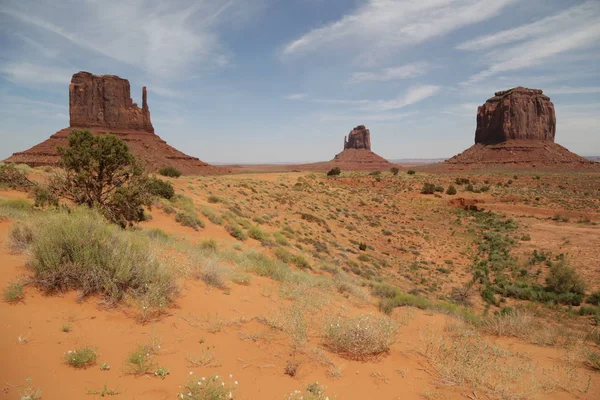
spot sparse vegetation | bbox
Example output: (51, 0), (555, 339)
(10, 208), (175, 306)
(327, 167), (341, 176)
(64, 346), (97, 368)
(179, 375), (237, 400)
(324, 313), (397, 359)
(3, 280), (25, 303)
(159, 166), (182, 178)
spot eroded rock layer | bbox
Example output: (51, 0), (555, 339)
(344, 125), (372, 150)
(475, 87), (555, 144)
(4, 71), (227, 175)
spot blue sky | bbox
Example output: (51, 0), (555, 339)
(1, 0), (599, 163)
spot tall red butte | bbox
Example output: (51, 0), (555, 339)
(4, 71), (227, 175)
(446, 87), (592, 167)
(332, 125), (392, 168)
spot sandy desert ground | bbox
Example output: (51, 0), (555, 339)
(1, 165), (599, 400)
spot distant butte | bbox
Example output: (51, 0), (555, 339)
(446, 87), (592, 167)
(4, 71), (228, 175)
(332, 125), (392, 168)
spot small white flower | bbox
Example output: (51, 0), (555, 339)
(189, 371), (194, 375)
(234, 381), (238, 385)
(229, 374), (233, 378)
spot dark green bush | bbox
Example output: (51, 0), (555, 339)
(434, 185), (444, 193)
(390, 167), (399, 176)
(545, 260), (586, 296)
(446, 185), (457, 195)
(175, 212), (204, 230)
(327, 167), (341, 176)
(407, 170), (416, 175)
(226, 224), (247, 241)
(358, 242), (367, 251)
(158, 166), (181, 178)
(50, 130), (152, 227)
(147, 177), (175, 199)
(421, 183), (436, 194)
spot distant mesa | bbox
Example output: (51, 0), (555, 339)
(333, 125), (392, 168)
(446, 87), (592, 166)
(4, 71), (227, 175)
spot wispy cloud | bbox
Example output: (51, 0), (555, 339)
(285, 93), (308, 100)
(460, 1), (600, 83)
(0, 0), (262, 77)
(0, 62), (73, 84)
(297, 85), (441, 111)
(547, 86), (600, 95)
(318, 111), (417, 122)
(282, 0), (517, 60)
(350, 62), (430, 83)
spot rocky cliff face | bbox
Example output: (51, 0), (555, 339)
(475, 87), (555, 144)
(69, 71), (154, 133)
(344, 125), (371, 150)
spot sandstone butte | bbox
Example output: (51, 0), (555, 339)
(332, 125), (392, 168)
(4, 71), (228, 175)
(446, 87), (592, 167)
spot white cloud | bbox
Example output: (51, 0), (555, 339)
(318, 111), (417, 122)
(461, 2), (600, 83)
(547, 86), (600, 95)
(350, 62), (430, 83)
(303, 85), (440, 111)
(285, 93), (308, 100)
(0, 0), (261, 77)
(0, 62), (73, 84)
(282, 0), (517, 60)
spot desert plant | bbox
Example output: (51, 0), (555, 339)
(421, 183), (436, 194)
(407, 170), (416, 175)
(207, 195), (225, 203)
(11, 208), (175, 306)
(64, 346), (97, 368)
(0, 164), (35, 189)
(546, 259), (586, 295)
(324, 313), (397, 359)
(390, 167), (400, 176)
(226, 224), (247, 241)
(50, 130), (152, 227)
(19, 377), (42, 400)
(287, 383), (331, 400)
(327, 167), (341, 176)
(446, 185), (457, 195)
(179, 375), (237, 400)
(3, 280), (25, 303)
(248, 225), (270, 243)
(126, 344), (156, 375)
(32, 184), (59, 208)
(147, 177), (175, 199)
(159, 166), (181, 178)
(358, 242), (367, 251)
(176, 212), (204, 230)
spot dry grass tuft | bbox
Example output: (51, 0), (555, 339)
(324, 313), (397, 359)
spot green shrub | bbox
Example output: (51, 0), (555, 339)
(455, 177), (470, 185)
(64, 347), (97, 368)
(226, 224), (247, 241)
(158, 166), (181, 178)
(587, 291), (600, 306)
(32, 185), (59, 208)
(199, 238), (218, 251)
(248, 225), (270, 243)
(390, 167), (400, 176)
(446, 185), (457, 195)
(421, 183), (436, 194)
(545, 260), (585, 295)
(324, 313), (397, 359)
(126, 344), (156, 375)
(201, 206), (224, 225)
(0, 164), (34, 189)
(407, 170), (416, 175)
(147, 177), (175, 199)
(51, 130), (152, 227)
(327, 167), (341, 176)
(3, 281), (25, 303)
(207, 195), (225, 204)
(11, 208), (175, 305)
(175, 212), (204, 230)
(179, 375), (237, 400)
(434, 185), (444, 193)
(358, 242), (367, 251)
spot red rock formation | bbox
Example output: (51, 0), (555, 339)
(5, 71), (228, 175)
(475, 87), (555, 144)
(344, 125), (372, 150)
(332, 125), (391, 170)
(446, 87), (592, 168)
(69, 72), (154, 133)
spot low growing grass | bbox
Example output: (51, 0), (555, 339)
(179, 375), (237, 400)
(3, 280), (25, 303)
(286, 383), (331, 400)
(324, 313), (397, 359)
(176, 212), (205, 230)
(10, 208), (176, 307)
(64, 346), (97, 368)
(125, 344), (156, 375)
